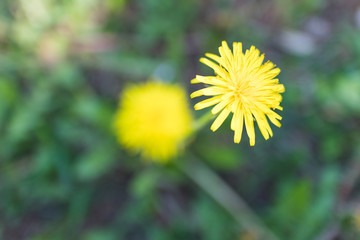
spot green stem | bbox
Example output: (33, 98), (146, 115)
(193, 110), (214, 132)
(176, 155), (281, 240)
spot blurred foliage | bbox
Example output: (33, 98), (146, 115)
(1, 0), (360, 239)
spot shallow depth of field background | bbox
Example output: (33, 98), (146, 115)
(1, 0), (360, 239)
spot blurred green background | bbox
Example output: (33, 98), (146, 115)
(1, 0), (360, 239)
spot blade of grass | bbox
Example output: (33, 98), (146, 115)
(176, 155), (281, 240)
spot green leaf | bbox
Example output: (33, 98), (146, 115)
(292, 166), (339, 240)
(130, 168), (160, 198)
(75, 144), (117, 181)
(193, 194), (237, 240)
(194, 138), (243, 170)
(81, 229), (117, 240)
(268, 179), (312, 235)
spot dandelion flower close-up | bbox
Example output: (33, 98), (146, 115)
(191, 41), (285, 146)
(113, 81), (193, 162)
(2, 1), (360, 239)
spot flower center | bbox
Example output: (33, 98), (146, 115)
(231, 82), (244, 100)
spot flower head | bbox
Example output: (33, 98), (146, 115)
(114, 81), (193, 162)
(191, 41), (284, 146)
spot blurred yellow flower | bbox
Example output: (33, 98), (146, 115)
(191, 41), (284, 146)
(354, 208), (360, 230)
(239, 231), (257, 240)
(114, 81), (193, 162)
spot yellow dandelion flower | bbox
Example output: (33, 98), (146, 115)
(113, 81), (193, 162)
(191, 41), (285, 146)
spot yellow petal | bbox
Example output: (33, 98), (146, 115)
(211, 94), (232, 114)
(191, 78), (201, 83)
(231, 104), (244, 143)
(252, 110), (272, 140)
(200, 58), (230, 81)
(260, 68), (281, 80)
(233, 42), (244, 70)
(195, 75), (229, 87)
(194, 95), (223, 110)
(244, 111), (255, 146)
(267, 110), (282, 127)
(230, 100), (240, 130)
(244, 46), (256, 62)
(218, 41), (234, 70)
(205, 53), (222, 65)
(221, 41), (234, 62)
(234, 127), (242, 143)
(233, 42), (243, 59)
(275, 84), (285, 93)
(190, 86), (226, 98)
(210, 108), (231, 132)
